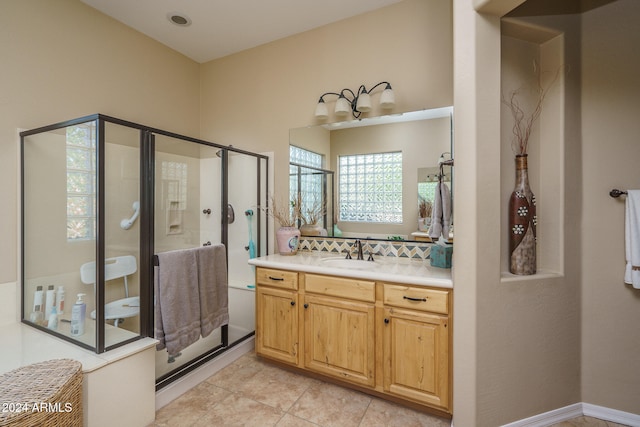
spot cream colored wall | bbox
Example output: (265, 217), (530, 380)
(581, 0), (640, 413)
(455, 0), (640, 425)
(199, 0), (453, 205)
(0, 0), (200, 291)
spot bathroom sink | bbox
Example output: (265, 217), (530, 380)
(321, 257), (375, 270)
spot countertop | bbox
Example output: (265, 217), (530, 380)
(248, 251), (452, 289)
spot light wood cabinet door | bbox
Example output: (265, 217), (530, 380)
(255, 286), (299, 365)
(383, 307), (450, 411)
(304, 294), (375, 387)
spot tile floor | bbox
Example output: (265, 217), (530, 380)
(150, 352), (628, 427)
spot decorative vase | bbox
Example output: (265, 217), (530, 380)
(276, 226), (300, 255)
(299, 223), (324, 237)
(508, 154), (537, 275)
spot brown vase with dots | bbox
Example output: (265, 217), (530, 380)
(508, 154), (537, 275)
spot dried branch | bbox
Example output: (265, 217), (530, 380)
(502, 63), (562, 156)
(260, 194), (301, 227)
(300, 196), (326, 225)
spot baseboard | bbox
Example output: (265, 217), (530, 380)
(155, 336), (255, 410)
(583, 403), (640, 427)
(500, 402), (640, 427)
(500, 403), (583, 427)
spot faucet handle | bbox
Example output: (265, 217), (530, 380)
(367, 252), (375, 262)
(344, 250), (352, 260)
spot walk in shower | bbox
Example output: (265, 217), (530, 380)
(20, 114), (268, 388)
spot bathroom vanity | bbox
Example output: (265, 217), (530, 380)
(249, 252), (453, 417)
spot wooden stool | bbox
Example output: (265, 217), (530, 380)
(0, 359), (82, 427)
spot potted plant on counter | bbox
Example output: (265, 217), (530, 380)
(262, 195), (301, 255)
(299, 198), (326, 237)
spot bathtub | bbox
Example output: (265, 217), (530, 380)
(227, 279), (255, 343)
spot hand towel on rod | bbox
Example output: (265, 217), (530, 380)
(198, 244), (229, 338)
(428, 181), (452, 241)
(154, 248), (201, 355)
(624, 190), (640, 289)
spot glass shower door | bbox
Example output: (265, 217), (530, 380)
(153, 134), (225, 383)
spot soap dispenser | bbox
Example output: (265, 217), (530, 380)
(70, 293), (86, 337)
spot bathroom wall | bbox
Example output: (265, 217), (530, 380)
(454, 0), (640, 425)
(0, 0), (200, 321)
(198, 0), (453, 204)
(580, 0), (640, 413)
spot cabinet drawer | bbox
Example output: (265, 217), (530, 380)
(256, 268), (298, 290)
(383, 284), (449, 314)
(305, 274), (375, 303)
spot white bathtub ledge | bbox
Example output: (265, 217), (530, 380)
(0, 322), (157, 375)
(0, 322), (158, 427)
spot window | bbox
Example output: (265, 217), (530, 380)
(290, 145), (322, 169)
(418, 181), (439, 206)
(161, 161), (188, 210)
(290, 146), (325, 221)
(339, 151), (402, 223)
(66, 123), (96, 240)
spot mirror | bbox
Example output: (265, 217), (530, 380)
(290, 106), (453, 242)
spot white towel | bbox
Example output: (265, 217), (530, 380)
(624, 190), (640, 289)
(441, 182), (452, 239)
(428, 181), (452, 241)
(428, 182), (443, 239)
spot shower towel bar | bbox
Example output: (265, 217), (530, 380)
(610, 189), (628, 198)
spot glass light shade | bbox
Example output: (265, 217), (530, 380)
(334, 96), (351, 116)
(379, 88), (395, 109)
(314, 101), (329, 119)
(356, 92), (372, 112)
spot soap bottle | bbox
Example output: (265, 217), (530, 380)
(47, 307), (58, 330)
(56, 286), (65, 315)
(30, 286), (44, 325)
(70, 293), (86, 337)
(44, 285), (55, 321)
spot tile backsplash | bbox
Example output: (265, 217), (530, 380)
(298, 237), (435, 261)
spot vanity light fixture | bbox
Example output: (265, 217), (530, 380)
(314, 81), (395, 119)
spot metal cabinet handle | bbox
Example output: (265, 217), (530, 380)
(304, 303), (309, 309)
(268, 276), (284, 281)
(384, 318), (390, 324)
(290, 301), (296, 306)
(203, 208), (211, 215)
(403, 295), (427, 302)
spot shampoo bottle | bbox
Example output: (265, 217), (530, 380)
(56, 286), (65, 315)
(30, 286), (44, 325)
(70, 293), (86, 337)
(47, 307), (58, 330)
(44, 285), (55, 321)
(32, 285), (44, 313)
